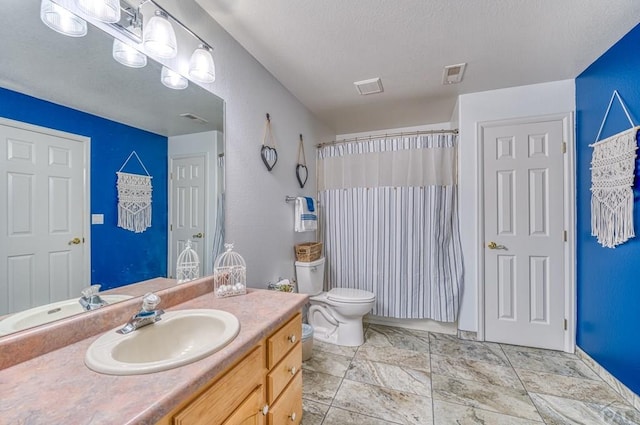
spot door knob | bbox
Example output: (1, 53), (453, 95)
(487, 241), (506, 250)
(68, 237), (81, 245)
(192, 232), (203, 238)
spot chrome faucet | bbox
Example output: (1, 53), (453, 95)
(79, 284), (108, 311)
(117, 293), (164, 334)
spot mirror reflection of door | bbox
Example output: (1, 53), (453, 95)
(0, 119), (89, 315)
(169, 155), (206, 278)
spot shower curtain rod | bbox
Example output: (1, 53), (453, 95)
(316, 129), (459, 148)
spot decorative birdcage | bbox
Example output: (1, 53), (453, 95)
(176, 240), (200, 284)
(213, 243), (247, 298)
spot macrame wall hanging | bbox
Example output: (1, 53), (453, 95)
(116, 151), (153, 233)
(296, 134), (308, 188)
(590, 90), (639, 248)
(260, 113), (278, 171)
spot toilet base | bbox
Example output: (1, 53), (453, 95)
(311, 320), (365, 347)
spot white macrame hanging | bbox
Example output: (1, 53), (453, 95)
(116, 151), (153, 233)
(589, 91), (639, 248)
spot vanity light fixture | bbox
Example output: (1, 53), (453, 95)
(75, 0), (121, 24)
(161, 66), (188, 90)
(143, 10), (177, 59)
(189, 44), (216, 84)
(40, 0), (87, 37)
(112, 38), (147, 68)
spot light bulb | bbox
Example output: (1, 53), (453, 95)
(143, 10), (177, 59)
(40, 0), (87, 37)
(189, 45), (216, 83)
(112, 39), (147, 68)
(161, 66), (188, 90)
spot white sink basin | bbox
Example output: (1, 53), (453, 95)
(0, 294), (132, 336)
(85, 309), (240, 375)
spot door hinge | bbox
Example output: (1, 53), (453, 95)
(564, 230), (567, 242)
(170, 224), (173, 231)
(562, 142), (567, 154)
(564, 319), (568, 330)
(170, 172), (173, 180)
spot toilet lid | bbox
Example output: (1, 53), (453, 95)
(327, 288), (375, 303)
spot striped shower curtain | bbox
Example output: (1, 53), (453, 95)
(317, 133), (463, 321)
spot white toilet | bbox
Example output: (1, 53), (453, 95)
(295, 257), (375, 346)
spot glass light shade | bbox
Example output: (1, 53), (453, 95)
(76, 0), (121, 23)
(161, 66), (188, 90)
(112, 39), (147, 68)
(189, 45), (216, 83)
(40, 0), (87, 37)
(143, 11), (177, 59)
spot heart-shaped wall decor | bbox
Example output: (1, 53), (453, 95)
(296, 164), (308, 188)
(261, 146), (278, 171)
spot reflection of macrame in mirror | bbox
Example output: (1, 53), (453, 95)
(590, 90), (639, 248)
(116, 151), (153, 233)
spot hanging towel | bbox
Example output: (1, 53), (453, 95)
(295, 196), (317, 232)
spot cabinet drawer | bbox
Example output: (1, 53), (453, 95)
(267, 372), (302, 425)
(173, 345), (266, 425)
(267, 342), (301, 404)
(267, 314), (301, 369)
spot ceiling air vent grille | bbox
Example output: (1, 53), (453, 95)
(179, 113), (209, 124)
(442, 63), (467, 85)
(354, 77), (384, 95)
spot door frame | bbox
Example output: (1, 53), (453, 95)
(476, 113), (576, 352)
(0, 116), (91, 291)
(168, 152), (209, 278)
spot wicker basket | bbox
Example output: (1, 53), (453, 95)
(295, 242), (323, 262)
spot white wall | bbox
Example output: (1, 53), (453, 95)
(457, 79), (575, 332)
(157, 1), (335, 286)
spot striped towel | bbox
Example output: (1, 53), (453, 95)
(295, 197), (317, 232)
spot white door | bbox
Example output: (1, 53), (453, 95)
(170, 155), (206, 278)
(482, 118), (566, 350)
(0, 122), (87, 315)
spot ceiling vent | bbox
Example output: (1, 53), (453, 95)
(442, 63), (467, 85)
(354, 77), (384, 95)
(180, 113), (209, 124)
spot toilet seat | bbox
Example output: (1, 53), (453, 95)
(326, 288), (375, 304)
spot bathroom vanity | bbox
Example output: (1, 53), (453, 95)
(0, 277), (307, 425)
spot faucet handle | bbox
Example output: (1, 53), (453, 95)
(81, 284), (101, 298)
(141, 292), (161, 311)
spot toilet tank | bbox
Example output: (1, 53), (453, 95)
(295, 257), (325, 296)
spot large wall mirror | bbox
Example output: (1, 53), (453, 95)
(0, 0), (225, 335)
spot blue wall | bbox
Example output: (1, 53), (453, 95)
(576, 24), (640, 395)
(0, 87), (168, 290)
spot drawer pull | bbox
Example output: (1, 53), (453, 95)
(262, 404), (269, 415)
(289, 412), (297, 421)
(288, 334), (296, 344)
(289, 366), (297, 375)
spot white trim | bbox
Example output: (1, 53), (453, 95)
(168, 152), (210, 277)
(364, 315), (457, 335)
(0, 117), (91, 288)
(476, 113), (576, 353)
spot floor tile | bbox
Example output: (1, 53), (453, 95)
(430, 354), (524, 390)
(322, 406), (401, 425)
(501, 343), (576, 359)
(356, 343), (430, 372)
(429, 333), (509, 366)
(516, 368), (625, 405)
(301, 369), (342, 405)
(333, 379), (433, 425)
(303, 349), (352, 377)
(345, 358), (432, 397)
(431, 373), (542, 421)
(312, 339), (359, 358)
(530, 392), (640, 425)
(433, 399), (544, 424)
(365, 324), (431, 352)
(504, 348), (599, 380)
(301, 399), (329, 425)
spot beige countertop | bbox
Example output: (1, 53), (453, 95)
(0, 288), (308, 425)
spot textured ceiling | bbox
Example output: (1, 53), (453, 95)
(196, 0), (640, 133)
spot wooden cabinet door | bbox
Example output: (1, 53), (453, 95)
(222, 385), (265, 425)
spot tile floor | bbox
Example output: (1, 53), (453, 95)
(300, 324), (640, 425)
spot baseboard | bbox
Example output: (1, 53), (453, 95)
(576, 347), (640, 412)
(456, 330), (478, 341)
(364, 315), (457, 335)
